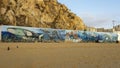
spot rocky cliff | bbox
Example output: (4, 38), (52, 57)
(0, 0), (86, 30)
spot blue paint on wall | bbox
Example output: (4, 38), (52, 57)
(1, 25), (118, 43)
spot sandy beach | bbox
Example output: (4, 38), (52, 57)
(0, 43), (120, 68)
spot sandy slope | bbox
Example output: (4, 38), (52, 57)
(0, 43), (120, 68)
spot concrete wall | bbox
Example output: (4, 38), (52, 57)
(114, 31), (120, 42)
(0, 25), (118, 43)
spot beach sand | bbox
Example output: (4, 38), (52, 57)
(0, 43), (120, 68)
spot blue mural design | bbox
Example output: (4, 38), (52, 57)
(0, 25), (118, 43)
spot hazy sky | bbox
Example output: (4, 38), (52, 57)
(58, 0), (120, 28)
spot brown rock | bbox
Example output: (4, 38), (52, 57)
(0, 0), (86, 30)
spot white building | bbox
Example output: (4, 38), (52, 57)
(114, 25), (120, 31)
(86, 27), (97, 32)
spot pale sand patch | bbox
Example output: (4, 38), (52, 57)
(0, 43), (120, 68)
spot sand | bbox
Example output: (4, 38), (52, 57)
(0, 43), (120, 68)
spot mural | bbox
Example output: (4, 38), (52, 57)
(0, 25), (118, 43)
(38, 29), (66, 42)
(65, 30), (82, 42)
(1, 26), (66, 42)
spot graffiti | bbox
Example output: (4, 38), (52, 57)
(38, 29), (65, 42)
(2, 27), (40, 42)
(65, 30), (82, 42)
(0, 25), (118, 43)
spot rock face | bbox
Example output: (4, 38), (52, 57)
(0, 0), (86, 30)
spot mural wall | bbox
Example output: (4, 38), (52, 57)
(0, 25), (118, 43)
(0, 26), (1, 41)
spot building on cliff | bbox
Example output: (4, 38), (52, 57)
(86, 26), (97, 32)
(114, 25), (120, 31)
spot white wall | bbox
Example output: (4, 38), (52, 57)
(114, 31), (120, 41)
(117, 33), (120, 41)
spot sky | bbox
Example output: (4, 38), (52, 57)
(58, 0), (120, 29)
